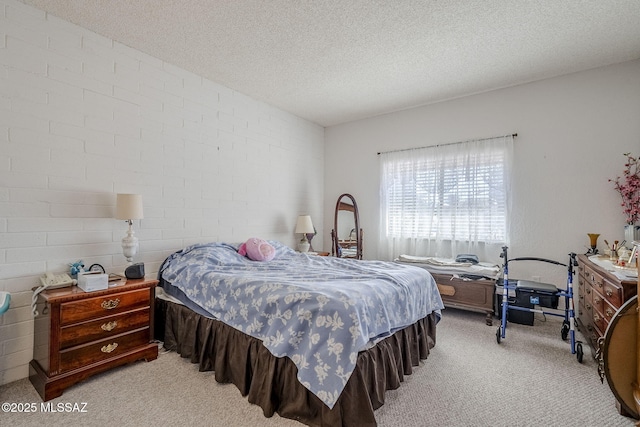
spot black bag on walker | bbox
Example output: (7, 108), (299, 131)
(516, 280), (560, 309)
(495, 279), (559, 326)
(500, 280), (559, 326)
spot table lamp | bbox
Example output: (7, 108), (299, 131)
(295, 215), (314, 253)
(115, 193), (144, 263)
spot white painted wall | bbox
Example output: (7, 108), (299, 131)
(0, 0), (324, 385)
(325, 59), (640, 282)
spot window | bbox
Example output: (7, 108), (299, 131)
(379, 135), (513, 259)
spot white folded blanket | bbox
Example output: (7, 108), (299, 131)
(397, 254), (474, 267)
(395, 255), (501, 279)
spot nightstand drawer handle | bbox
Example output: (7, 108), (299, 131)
(101, 321), (118, 332)
(101, 343), (118, 353)
(605, 308), (614, 318)
(605, 289), (613, 297)
(101, 299), (120, 310)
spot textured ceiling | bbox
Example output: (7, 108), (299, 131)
(19, 0), (640, 126)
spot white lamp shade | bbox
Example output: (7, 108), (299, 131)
(116, 194), (144, 220)
(295, 215), (314, 234)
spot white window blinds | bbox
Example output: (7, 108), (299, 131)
(379, 135), (513, 260)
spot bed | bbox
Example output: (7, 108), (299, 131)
(156, 241), (444, 426)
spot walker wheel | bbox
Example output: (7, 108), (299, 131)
(561, 323), (569, 341)
(576, 342), (583, 363)
(496, 327), (501, 344)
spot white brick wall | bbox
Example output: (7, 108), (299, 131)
(0, 0), (325, 385)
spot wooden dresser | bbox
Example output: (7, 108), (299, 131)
(431, 273), (495, 325)
(576, 254), (636, 357)
(29, 278), (158, 401)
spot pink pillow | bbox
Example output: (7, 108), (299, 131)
(238, 238), (276, 261)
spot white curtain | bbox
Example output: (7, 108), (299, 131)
(378, 135), (513, 261)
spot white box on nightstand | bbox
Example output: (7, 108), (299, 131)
(77, 271), (108, 292)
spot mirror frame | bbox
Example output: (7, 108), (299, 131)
(331, 193), (363, 259)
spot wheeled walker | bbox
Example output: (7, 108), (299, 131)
(495, 246), (584, 363)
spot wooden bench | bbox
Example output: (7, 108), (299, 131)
(432, 273), (496, 325)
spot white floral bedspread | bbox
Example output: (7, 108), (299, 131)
(160, 241), (443, 409)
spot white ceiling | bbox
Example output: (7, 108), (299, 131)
(19, 0), (640, 127)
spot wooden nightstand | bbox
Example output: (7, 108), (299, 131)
(29, 278), (158, 401)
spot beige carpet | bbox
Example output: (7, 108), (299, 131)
(0, 308), (636, 427)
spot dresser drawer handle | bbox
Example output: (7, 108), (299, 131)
(101, 299), (120, 310)
(605, 289), (613, 297)
(586, 288), (591, 294)
(587, 325), (593, 332)
(605, 308), (614, 318)
(593, 296), (600, 304)
(586, 303), (591, 310)
(594, 313), (600, 322)
(101, 343), (118, 353)
(101, 321), (118, 332)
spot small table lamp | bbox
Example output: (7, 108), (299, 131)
(116, 194), (144, 263)
(295, 215), (314, 253)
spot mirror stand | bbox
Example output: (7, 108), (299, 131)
(331, 193), (363, 260)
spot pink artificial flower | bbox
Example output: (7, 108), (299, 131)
(610, 153), (640, 224)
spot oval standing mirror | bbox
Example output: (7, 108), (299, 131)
(331, 193), (363, 259)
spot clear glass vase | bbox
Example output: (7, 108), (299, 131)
(624, 224), (639, 249)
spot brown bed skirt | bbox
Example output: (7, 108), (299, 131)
(156, 299), (438, 427)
